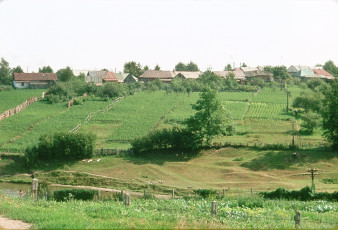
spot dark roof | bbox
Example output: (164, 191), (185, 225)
(139, 70), (174, 79)
(14, 73), (58, 81)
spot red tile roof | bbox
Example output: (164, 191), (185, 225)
(14, 73), (58, 81)
(312, 69), (333, 77)
(102, 71), (118, 82)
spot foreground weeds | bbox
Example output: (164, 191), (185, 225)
(0, 195), (336, 229)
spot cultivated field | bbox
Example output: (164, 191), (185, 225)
(0, 87), (327, 151)
(0, 89), (44, 114)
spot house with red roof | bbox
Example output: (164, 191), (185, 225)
(312, 69), (334, 81)
(85, 71), (118, 85)
(13, 73), (58, 89)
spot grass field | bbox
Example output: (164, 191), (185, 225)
(0, 89), (45, 114)
(0, 195), (336, 229)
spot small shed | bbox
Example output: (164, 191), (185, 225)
(86, 71), (118, 85)
(124, 74), (138, 83)
(173, 71), (201, 80)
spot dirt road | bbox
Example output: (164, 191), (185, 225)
(0, 216), (31, 229)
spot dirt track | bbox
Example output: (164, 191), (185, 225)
(0, 216), (31, 229)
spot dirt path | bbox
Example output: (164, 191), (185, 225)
(0, 216), (31, 229)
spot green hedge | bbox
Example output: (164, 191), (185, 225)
(24, 132), (96, 165)
(193, 189), (217, 198)
(54, 189), (96, 201)
(260, 186), (338, 201)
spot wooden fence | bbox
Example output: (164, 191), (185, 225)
(0, 96), (38, 121)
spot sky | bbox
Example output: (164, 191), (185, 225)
(0, 0), (337, 72)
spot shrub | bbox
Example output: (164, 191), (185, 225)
(260, 186), (337, 201)
(237, 197), (264, 209)
(24, 132), (96, 165)
(193, 189), (217, 198)
(54, 189), (96, 201)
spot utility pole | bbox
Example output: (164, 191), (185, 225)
(308, 169), (318, 191)
(292, 121), (295, 148)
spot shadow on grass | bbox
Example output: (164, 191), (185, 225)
(0, 155), (78, 176)
(124, 149), (201, 166)
(241, 149), (337, 171)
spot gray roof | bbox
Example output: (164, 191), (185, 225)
(173, 71), (201, 79)
(115, 73), (129, 83)
(139, 70), (174, 79)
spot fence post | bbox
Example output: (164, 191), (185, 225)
(120, 190), (124, 201)
(211, 201), (217, 216)
(172, 189), (175, 199)
(223, 189), (226, 198)
(294, 210), (301, 229)
(251, 188), (253, 198)
(125, 194), (130, 206)
(32, 178), (38, 202)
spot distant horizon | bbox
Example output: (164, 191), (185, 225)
(1, 0), (337, 72)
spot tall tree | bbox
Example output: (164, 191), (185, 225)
(0, 58), (11, 85)
(186, 61), (199, 71)
(143, 65), (149, 71)
(11, 66), (24, 80)
(175, 62), (186, 71)
(123, 61), (144, 77)
(224, 64), (232, 71)
(322, 79), (338, 149)
(323, 60), (338, 77)
(185, 86), (235, 146)
(198, 70), (223, 91)
(56, 66), (74, 82)
(39, 66), (54, 73)
(154, 64), (161, 70)
(241, 63), (248, 67)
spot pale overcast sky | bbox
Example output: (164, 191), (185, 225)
(0, 0), (337, 72)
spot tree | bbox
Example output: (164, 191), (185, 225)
(123, 61), (144, 77)
(143, 65), (149, 71)
(322, 79), (338, 149)
(292, 92), (322, 113)
(174, 61), (199, 71)
(186, 61), (199, 71)
(11, 66), (24, 79)
(185, 86), (236, 146)
(323, 60), (338, 77)
(0, 58), (11, 85)
(264, 66), (290, 81)
(154, 64), (161, 70)
(241, 63), (248, 67)
(301, 112), (321, 135)
(56, 66), (74, 82)
(224, 64), (232, 71)
(39, 66), (54, 73)
(175, 62), (186, 71)
(198, 70), (223, 91)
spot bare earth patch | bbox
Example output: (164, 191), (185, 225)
(0, 216), (31, 230)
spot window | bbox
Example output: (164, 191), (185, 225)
(21, 83), (24, 86)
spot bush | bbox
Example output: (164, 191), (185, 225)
(131, 127), (201, 155)
(54, 189), (96, 201)
(260, 186), (337, 201)
(237, 197), (264, 209)
(193, 189), (217, 198)
(24, 132), (96, 165)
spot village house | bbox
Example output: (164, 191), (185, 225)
(13, 73), (58, 89)
(241, 66), (274, 82)
(85, 71), (118, 85)
(173, 71), (202, 80)
(312, 69), (335, 81)
(138, 70), (175, 83)
(287, 65), (311, 76)
(293, 69), (317, 81)
(214, 69), (246, 83)
(123, 74), (138, 83)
